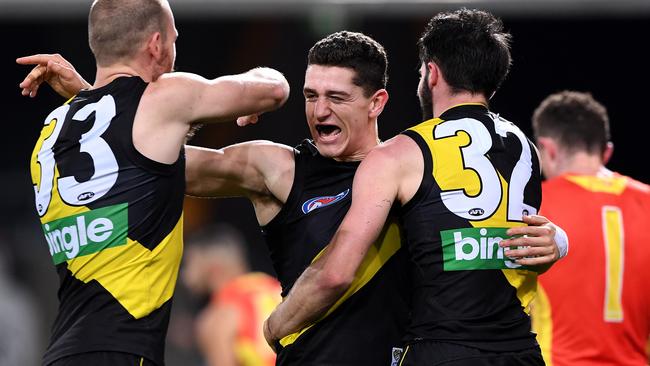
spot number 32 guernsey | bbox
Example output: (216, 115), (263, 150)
(29, 77), (185, 365)
(400, 104), (542, 352)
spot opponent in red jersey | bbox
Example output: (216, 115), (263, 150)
(531, 91), (650, 366)
(183, 227), (281, 366)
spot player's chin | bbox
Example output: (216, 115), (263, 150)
(314, 141), (345, 159)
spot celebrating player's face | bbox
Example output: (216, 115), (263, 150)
(303, 65), (378, 161)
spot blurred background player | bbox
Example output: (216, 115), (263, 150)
(183, 225), (281, 366)
(530, 90), (650, 365)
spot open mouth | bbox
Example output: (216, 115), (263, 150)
(315, 124), (342, 139)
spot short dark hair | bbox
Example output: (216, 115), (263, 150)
(89, 0), (168, 66)
(418, 8), (512, 98)
(308, 31), (388, 97)
(532, 91), (610, 155)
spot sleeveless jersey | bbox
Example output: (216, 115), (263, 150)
(262, 140), (411, 365)
(29, 77), (185, 365)
(215, 273), (282, 366)
(400, 104), (542, 351)
(531, 173), (650, 366)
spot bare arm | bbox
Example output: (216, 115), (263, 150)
(195, 304), (239, 366)
(17, 53), (290, 127)
(264, 143), (403, 345)
(185, 141), (294, 199)
(145, 69), (289, 127)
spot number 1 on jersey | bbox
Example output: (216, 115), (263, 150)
(602, 206), (624, 322)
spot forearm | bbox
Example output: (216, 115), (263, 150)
(266, 261), (350, 342)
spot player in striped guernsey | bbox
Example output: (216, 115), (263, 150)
(20, 0), (289, 365)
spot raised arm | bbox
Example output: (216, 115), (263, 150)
(150, 68), (289, 126)
(17, 53), (290, 126)
(264, 141), (405, 347)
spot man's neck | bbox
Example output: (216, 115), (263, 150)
(433, 92), (488, 118)
(553, 152), (605, 178)
(93, 63), (150, 89)
(332, 137), (381, 162)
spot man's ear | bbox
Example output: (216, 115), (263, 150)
(369, 89), (389, 119)
(536, 137), (557, 161)
(146, 32), (164, 62)
(426, 61), (439, 90)
(602, 141), (614, 165)
(536, 136), (559, 178)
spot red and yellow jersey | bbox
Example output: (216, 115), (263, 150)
(532, 172), (650, 366)
(216, 273), (282, 366)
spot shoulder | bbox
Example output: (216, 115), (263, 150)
(143, 72), (203, 100)
(622, 174), (650, 195)
(246, 140), (295, 172)
(371, 134), (422, 163)
(360, 135), (422, 181)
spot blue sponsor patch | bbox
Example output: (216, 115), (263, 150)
(301, 189), (350, 214)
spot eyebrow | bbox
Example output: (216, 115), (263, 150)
(303, 87), (351, 98)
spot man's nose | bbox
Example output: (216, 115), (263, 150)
(314, 98), (331, 121)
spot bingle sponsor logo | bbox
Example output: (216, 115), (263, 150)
(42, 203), (128, 264)
(441, 227), (532, 271)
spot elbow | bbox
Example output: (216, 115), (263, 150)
(318, 268), (354, 295)
(184, 177), (201, 196)
(270, 79), (290, 109)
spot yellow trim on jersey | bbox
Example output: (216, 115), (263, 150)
(279, 222), (402, 347)
(531, 284), (553, 366)
(398, 345), (410, 366)
(66, 215), (183, 319)
(31, 99), (184, 320)
(565, 175), (627, 195)
(408, 116), (537, 307)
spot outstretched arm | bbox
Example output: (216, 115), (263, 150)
(185, 142), (294, 199)
(17, 54), (90, 98)
(148, 68), (289, 127)
(17, 53), (290, 127)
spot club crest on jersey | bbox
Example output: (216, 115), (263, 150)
(302, 189), (349, 214)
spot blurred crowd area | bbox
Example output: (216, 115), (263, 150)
(1, 3), (649, 365)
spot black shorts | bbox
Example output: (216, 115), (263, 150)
(399, 341), (545, 366)
(47, 351), (156, 366)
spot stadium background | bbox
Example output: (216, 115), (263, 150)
(0, 0), (648, 364)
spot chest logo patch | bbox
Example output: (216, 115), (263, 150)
(302, 189), (349, 214)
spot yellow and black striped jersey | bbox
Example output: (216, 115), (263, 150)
(30, 77), (185, 365)
(400, 104), (542, 351)
(262, 140), (410, 365)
